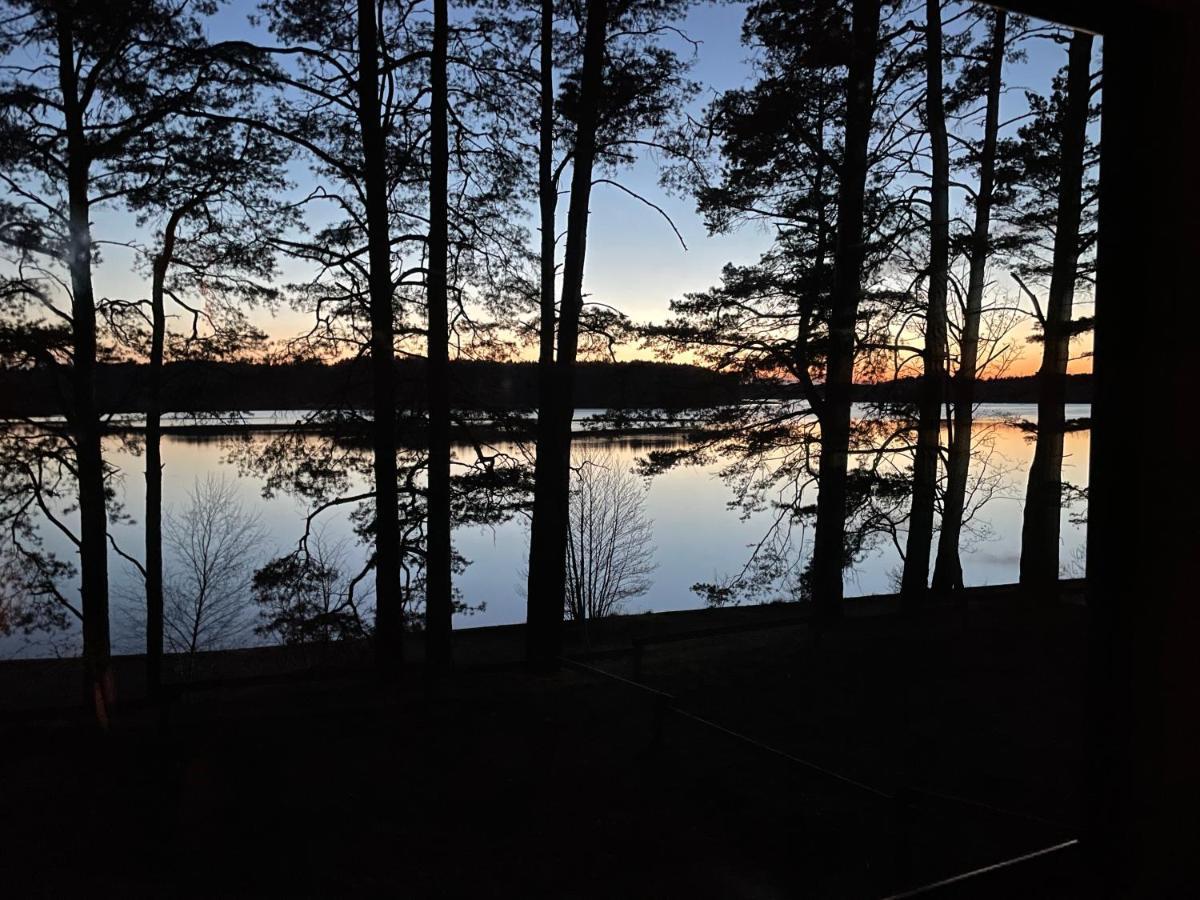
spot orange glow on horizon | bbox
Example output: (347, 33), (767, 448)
(239, 327), (1091, 381)
(606, 344), (1092, 380)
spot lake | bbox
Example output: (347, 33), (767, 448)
(0, 404), (1091, 658)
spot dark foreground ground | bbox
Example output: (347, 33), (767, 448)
(0, 587), (1087, 898)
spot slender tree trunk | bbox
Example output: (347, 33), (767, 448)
(55, 10), (112, 719)
(526, 0), (557, 650)
(901, 0), (950, 605)
(932, 9), (1006, 594)
(145, 218), (180, 701)
(526, 0), (608, 667)
(357, 0), (404, 667)
(143, 203), (198, 697)
(1019, 30), (1093, 594)
(424, 0), (453, 668)
(537, 0), (557, 369)
(145, 297), (163, 697)
(809, 0), (880, 623)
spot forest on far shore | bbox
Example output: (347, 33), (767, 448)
(0, 360), (1091, 416)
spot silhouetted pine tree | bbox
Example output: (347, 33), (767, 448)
(1002, 29), (1098, 594)
(931, 7), (1008, 594)
(899, 0), (950, 605)
(647, 0), (909, 617)
(214, 0), (527, 660)
(525, 0), (697, 666)
(425, 0), (452, 668)
(806, 0), (882, 620)
(123, 120), (289, 699)
(526, 0), (609, 667)
(0, 0), (247, 718)
(211, 0), (441, 669)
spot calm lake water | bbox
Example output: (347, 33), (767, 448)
(1, 404), (1090, 658)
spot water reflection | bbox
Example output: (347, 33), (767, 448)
(0, 405), (1090, 658)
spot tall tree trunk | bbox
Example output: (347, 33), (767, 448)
(144, 215), (181, 701)
(145, 279), (164, 698)
(357, 0), (404, 667)
(932, 9), (1006, 594)
(1019, 30), (1093, 594)
(526, 0), (608, 667)
(900, 0), (951, 605)
(537, 0), (557, 369)
(144, 203), (197, 697)
(424, 0), (453, 668)
(809, 0), (880, 623)
(56, 10), (112, 719)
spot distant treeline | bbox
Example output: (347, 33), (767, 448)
(0, 359), (742, 416)
(850, 373), (1093, 405)
(0, 361), (1091, 417)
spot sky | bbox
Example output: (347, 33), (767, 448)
(73, 1), (1099, 378)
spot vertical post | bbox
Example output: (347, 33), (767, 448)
(1088, 2), (1200, 893)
